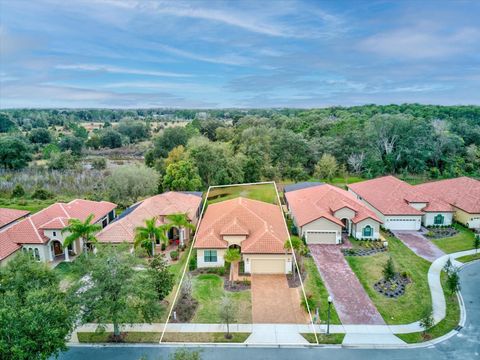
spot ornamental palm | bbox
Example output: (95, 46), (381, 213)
(134, 217), (167, 257)
(62, 213), (102, 255)
(165, 213), (196, 246)
(224, 248), (241, 283)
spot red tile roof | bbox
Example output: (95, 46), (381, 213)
(416, 177), (480, 214)
(0, 208), (30, 228)
(97, 192), (202, 243)
(0, 199), (116, 260)
(348, 176), (452, 215)
(194, 197), (289, 254)
(285, 184), (382, 227)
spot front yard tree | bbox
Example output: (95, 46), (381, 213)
(446, 268), (461, 295)
(382, 256), (396, 281)
(165, 213), (196, 246)
(0, 254), (77, 360)
(224, 248), (241, 283)
(474, 235), (480, 254)
(419, 308), (434, 338)
(219, 295), (235, 339)
(149, 254), (174, 301)
(62, 213), (102, 255)
(134, 217), (167, 256)
(79, 244), (160, 340)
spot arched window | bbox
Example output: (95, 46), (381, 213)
(434, 214), (444, 225)
(363, 225), (373, 237)
(34, 248), (40, 261)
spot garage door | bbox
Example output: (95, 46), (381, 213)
(386, 218), (420, 230)
(306, 231), (337, 244)
(468, 217), (480, 229)
(251, 259), (285, 274)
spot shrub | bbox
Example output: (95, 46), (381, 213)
(11, 184), (25, 198)
(189, 253), (197, 271)
(382, 257), (395, 281)
(161, 243), (166, 251)
(91, 158), (107, 170)
(301, 294), (315, 312)
(170, 250), (179, 261)
(32, 187), (53, 200)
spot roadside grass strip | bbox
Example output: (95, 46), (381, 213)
(456, 253), (480, 263)
(432, 224), (476, 253)
(162, 332), (250, 343)
(301, 333), (345, 344)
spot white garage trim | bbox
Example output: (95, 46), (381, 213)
(305, 230), (340, 244)
(384, 216), (422, 231)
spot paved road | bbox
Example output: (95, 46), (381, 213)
(57, 261), (480, 360)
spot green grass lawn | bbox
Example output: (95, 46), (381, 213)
(207, 183), (278, 205)
(457, 252), (480, 263)
(346, 233), (431, 324)
(303, 257), (341, 324)
(301, 333), (345, 344)
(0, 197), (70, 213)
(162, 332), (250, 343)
(77, 332), (161, 343)
(396, 272), (460, 343)
(54, 261), (86, 284)
(431, 224), (476, 253)
(191, 274), (252, 323)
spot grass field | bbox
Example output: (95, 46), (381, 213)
(303, 257), (341, 324)
(396, 272), (460, 343)
(0, 197), (69, 213)
(191, 274), (252, 323)
(346, 234), (431, 324)
(77, 332), (161, 343)
(301, 333), (345, 344)
(207, 183), (278, 205)
(457, 252), (480, 263)
(432, 224), (476, 253)
(162, 332), (250, 343)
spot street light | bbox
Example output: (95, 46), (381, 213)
(327, 295), (333, 335)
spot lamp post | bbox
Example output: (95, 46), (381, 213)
(327, 295), (333, 335)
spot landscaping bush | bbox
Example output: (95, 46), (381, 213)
(382, 257), (396, 281)
(91, 158), (107, 170)
(301, 294), (315, 312)
(161, 243), (166, 251)
(32, 187), (53, 200)
(189, 252), (197, 271)
(170, 250), (179, 261)
(11, 184), (25, 198)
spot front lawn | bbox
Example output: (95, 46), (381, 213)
(303, 258), (341, 324)
(301, 333), (345, 344)
(396, 272), (460, 343)
(162, 332), (250, 343)
(431, 224), (476, 253)
(191, 274), (252, 323)
(346, 234), (431, 324)
(457, 253), (480, 263)
(77, 331), (160, 343)
(207, 183), (278, 205)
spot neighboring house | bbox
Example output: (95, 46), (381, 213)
(348, 176), (454, 231)
(415, 177), (480, 229)
(0, 200), (116, 266)
(285, 184), (382, 244)
(97, 191), (202, 246)
(0, 208), (30, 230)
(194, 197), (292, 275)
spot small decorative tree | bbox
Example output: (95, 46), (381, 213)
(382, 256), (396, 281)
(224, 248), (241, 283)
(219, 295), (235, 339)
(474, 235), (480, 254)
(419, 308), (434, 338)
(443, 258), (453, 274)
(446, 268), (461, 295)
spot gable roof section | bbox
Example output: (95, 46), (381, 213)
(194, 197), (289, 254)
(416, 177), (480, 214)
(348, 176), (452, 215)
(0, 208), (30, 229)
(97, 192), (202, 243)
(285, 184), (382, 227)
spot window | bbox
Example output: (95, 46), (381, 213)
(434, 214), (444, 225)
(362, 225), (372, 237)
(53, 231), (57, 236)
(34, 248), (40, 261)
(204, 250), (217, 262)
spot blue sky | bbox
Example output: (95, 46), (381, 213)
(1, 0), (479, 108)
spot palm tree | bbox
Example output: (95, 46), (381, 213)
(134, 217), (167, 257)
(165, 213), (196, 247)
(284, 236), (306, 281)
(62, 214), (102, 258)
(224, 248), (241, 283)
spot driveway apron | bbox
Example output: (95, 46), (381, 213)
(392, 231), (445, 262)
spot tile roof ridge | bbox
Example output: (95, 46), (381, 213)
(28, 217), (44, 243)
(58, 203), (71, 218)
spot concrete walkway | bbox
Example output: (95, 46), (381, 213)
(393, 230), (445, 262)
(309, 244), (385, 325)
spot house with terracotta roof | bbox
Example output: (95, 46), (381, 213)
(348, 176), (454, 231)
(285, 184), (382, 244)
(0, 199), (116, 266)
(194, 197), (292, 274)
(0, 208), (30, 230)
(415, 177), (480, 229)
(97, 192), (202, 249)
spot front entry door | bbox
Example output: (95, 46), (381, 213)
(53, 241), (63, 256)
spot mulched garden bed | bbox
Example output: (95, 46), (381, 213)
(286, 270), (306, 288)
(342, 246), (387, 257)
(171, 293), (198, 322)
(224, 280), (251, 292)
(374, 274), (411, 298)
(425, 227), (459, 239)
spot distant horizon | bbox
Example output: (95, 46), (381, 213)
(1, 0), (479, 108)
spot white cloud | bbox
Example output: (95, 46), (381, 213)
(55, 63), (192, 77)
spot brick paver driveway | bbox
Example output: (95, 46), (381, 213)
(392, 230), (444, 262)
(309, 244), (385, 325)
(251, 275), (307, 324)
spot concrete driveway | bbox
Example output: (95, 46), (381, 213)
(251, 274), (307, 324)
(392, 230), (444, 262)
(309, 244), (385, 325)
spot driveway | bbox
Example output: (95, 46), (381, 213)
(251, 274), (307, 324)
(309, 244), (385, 325)
(392, 230), (444, 262)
